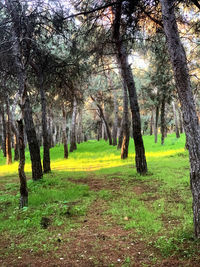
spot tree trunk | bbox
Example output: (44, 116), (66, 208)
(23, 93), (43, 180)
(6, 100), (12, 165)
(121, 128), (129, 159)
(97, 121), (102, 141)
(11, 122), (19, 161)
(77, 110), (83, 144)
(70, 97), (77, 152)
(40, 77), (51, 173)
(112, 4), (147, 173)
(1, 106), (7, 157)
(7, 1), (43, 181)
(112, 90), (119, 146)
(154, 106), (159, 144)
(91, 96), (112, 145)
(62, 108), (68, 159)
(102, 120), (105, 140)
(98, 106), (112, 145)
(121, 81), (129, 159)
(117, 119), (123, 149)
(172, 101), (180, 138)
(17, 119), (28, 208)
(14, 134), (19, 161)
(161, 0), (200, 238)
(150, 110), (154, 136)
(117, 47), (147, 172)
(160, 95), (166, 145)
(178, 107), (183, 134)
(103, 122), (108, 142)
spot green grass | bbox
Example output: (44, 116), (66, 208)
(1, 133), (200, 264)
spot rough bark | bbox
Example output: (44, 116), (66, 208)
(17, 120), (28, 208)
(62, 108), (68, 159)
(117, 119), (123, 149)
(121, 128), (129, 159)
(161, 0), (200, 238)
(23, 93), (43, 180)
(103, 122), (108, 142)
(13, 134), (19, 161)
(11, 122), (19, 161)
(112, 90), (119, 146)
(77, 110), (83, 144)
(154, 106), (159, 144)
(1, 106), (7, 157)
(160, 94), (166, 145)
(150, 110), (154, 136)
(102, 120), (105, 140)
(97, 121), (102, 141)
(112, 3), (147, 173)
(70, 97), (77, 152)
(121, 81), (129, 159)
(40, 77), (51, 173)
(172, 101), (180, 138)
(178, 107), (183, 134)
(6, 100), (12, 165)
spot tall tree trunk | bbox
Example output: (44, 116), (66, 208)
(23, 92), (43, 180)
(40, 77), (51, 173)
(7, 1), (43, 181)
(121, 81), (129, 159)
(17, 119), (28, 208)
(117, 119), (123, 149)
(77, 110), (83, 144)
(161, 0), (200, 238)
(98, 106), (112, 145)
(160, 95), (166, 145)
(91, 96), (112, 145)
(62, 108), (68, 159)
(112, 90), (119, 146)
(1, 106), (7, 157)
(150, 110), (154, 136)
(14, 134), (19, 161)
(112, 4), (147, 173)
(172, 101), (180, 138)
(178, 107), (183, 134)
(97, 121), (102, 141)
(102, 120), (105, 140)
(154, 106), (159, 144)
(6, 100), (12, 165)
(52, 124), (56, 147)
(70, 97), (77, 152)
(116, 47), (147, 172)
(11, 122), (19, 161)
(103, 122), (108, 142)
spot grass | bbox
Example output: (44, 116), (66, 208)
(1, 133), (200, 265)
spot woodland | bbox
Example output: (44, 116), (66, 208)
(0, 0), (200, 266)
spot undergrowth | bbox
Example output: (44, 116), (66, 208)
(1, 133), (200, 264)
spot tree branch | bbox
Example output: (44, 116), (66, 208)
(64, 1), (123, 20)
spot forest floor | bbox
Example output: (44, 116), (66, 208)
(1, 134), (200, 266)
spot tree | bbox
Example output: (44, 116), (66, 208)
(70, 97), (78, 152)
(141, 33), (173, 144)
(5, 0), (43, 180)
(112, 2), (147, 174)
(17, 119), (28, 208)
(160, 0), (200, 238)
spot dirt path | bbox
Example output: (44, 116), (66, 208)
(1, 175), (199, 267)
